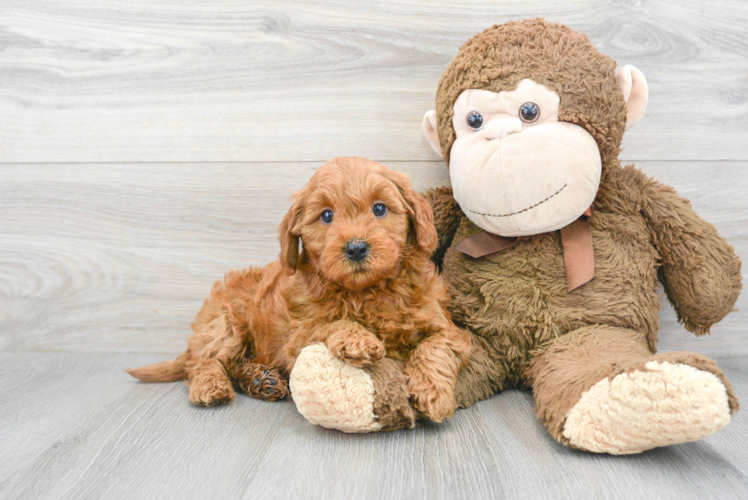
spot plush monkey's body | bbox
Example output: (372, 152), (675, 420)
(427, 164), (739, 451)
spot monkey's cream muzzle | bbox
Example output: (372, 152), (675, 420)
(484, 117), (522, 140)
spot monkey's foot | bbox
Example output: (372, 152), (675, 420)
(289, 343), (416, 433)
(235, 363), (289, 402)
(563, 360), (733, 454)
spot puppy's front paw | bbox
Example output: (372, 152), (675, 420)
(405, 368), (456, 423)
(328, 328), (386, 368)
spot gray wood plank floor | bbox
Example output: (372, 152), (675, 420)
(2, 0), (748, 498)
(0, 353), (746, 500)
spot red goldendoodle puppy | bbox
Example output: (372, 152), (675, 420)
(128, 157), (470, 422)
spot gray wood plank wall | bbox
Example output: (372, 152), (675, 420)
(2, 0), (747, 356)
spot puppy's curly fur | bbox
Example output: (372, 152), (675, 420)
(128, 157), (470, 422)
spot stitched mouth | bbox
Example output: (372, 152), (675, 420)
(464, 184), (567, 218)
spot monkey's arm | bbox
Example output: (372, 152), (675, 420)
(421, 186), (463, 268)
(632, 167), (742, 335)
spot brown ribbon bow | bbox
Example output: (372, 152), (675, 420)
(454, 207), (595, 292)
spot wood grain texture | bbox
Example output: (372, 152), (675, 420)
(1, 160), (746, 355)
(1, 0), (747, 163)
(0, 353), (746, 500)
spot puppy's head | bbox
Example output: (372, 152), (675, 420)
(278, 157), (437, 290)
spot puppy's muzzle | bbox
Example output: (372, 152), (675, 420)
(344, 240), (369, 263)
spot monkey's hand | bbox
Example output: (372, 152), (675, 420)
(635, 167), (742, 335)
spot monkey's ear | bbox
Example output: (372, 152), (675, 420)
(422, 110), (443, 158)
(278, 193), (304, 271)
(617, 65), (649, 131)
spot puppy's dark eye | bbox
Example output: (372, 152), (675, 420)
(519, 102), (540, 123)
(372, 203), (387, 217)
(320, 209), (333, 224)
(466, 111), (483, 130)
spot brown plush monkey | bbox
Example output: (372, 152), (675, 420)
(289, 19), (742, 454)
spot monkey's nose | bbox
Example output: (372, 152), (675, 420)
(484, 117), (523, 140)
(344, 240), (369, 262)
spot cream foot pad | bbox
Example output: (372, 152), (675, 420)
(290, 343), (382, 433)
(563, 360), (731, 454)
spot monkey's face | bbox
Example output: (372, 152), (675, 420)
(446, 79), (601, 237)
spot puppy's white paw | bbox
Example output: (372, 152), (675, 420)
(290, 343), (382, 433)
(563, 361), (731, 454)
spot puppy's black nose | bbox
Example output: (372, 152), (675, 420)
(344, 240), (369, 262)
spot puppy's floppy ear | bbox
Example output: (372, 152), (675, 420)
(278, 191), (304, 271)
(386, 170), (438, 254)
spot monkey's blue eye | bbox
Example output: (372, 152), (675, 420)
(467, 111), (483, 130)
(320, 209), (333, 224)
(372, 203), (387, 217)
(519, 102), (540, 123)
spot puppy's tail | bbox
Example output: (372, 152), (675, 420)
(127, 352), (189, 383)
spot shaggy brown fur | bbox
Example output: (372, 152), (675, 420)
(355, 19), (741, 445)
(128, 157), (470, 422)
(364, 358), (420, 430)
